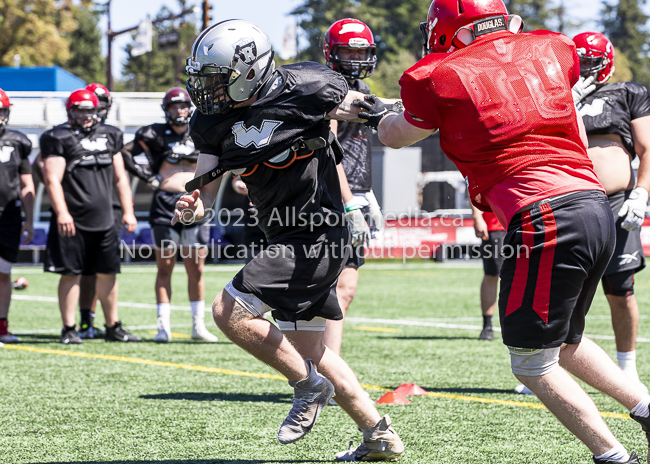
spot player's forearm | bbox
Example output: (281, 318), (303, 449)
(44, 177), (69, 217)
(20, 174), (35, 224)
(337, 164), (354, 203)
(116, 176), (135, 216)
(378, 113), (434, 149)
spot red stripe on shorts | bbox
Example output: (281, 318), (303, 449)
(532, 203), (557, 323)
(505, 210), (535, 317)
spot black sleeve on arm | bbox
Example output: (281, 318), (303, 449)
(627, 82), (650, 121)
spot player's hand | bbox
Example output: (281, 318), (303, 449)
(57, 211), (76, 237)
(21, 221), (34, 244)
(473, 217), (489, 241)
(232, 177), (249, 195)
(122, 213), (137, 234)
(146, 174), (161, 190)
(572, 75), (597, 105)
(345, 203), (370, 248)
(619, 187), (648, 231)
(172, 190), (204, 225)
(353, 95), (404, 130)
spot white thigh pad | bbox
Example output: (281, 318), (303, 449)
(0, 257), (12, 274)
(224, 281), (273, 318)
(508, 346), (561, 376)
(276, 317), (327, 332)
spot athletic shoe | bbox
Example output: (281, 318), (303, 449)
(191, 325), (218, 342)
(631, 411), (650, 464)
(478, 326), (493, 341)
(153, 329), (170, 342)
(278, 359), (334, 444)
(593, 451), (640, 463)
(335, 415), (404, 462)
(78, 323), (105, 339)
(105, 321), (141, 342)
(0, 332), (18, 343)
(61, 327), (83, 345)
(514, 384), (535, 395)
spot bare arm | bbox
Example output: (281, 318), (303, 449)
(19, 173), (35, 243)
(42, 156), (75, 237)
(631, 115), (650, 192)
(378, 112), (437, 149)
(470, 203), (489, 241)
(328, 91), (399, 122)
(113, 152), (137, 233)
(576, 110), (588, 151)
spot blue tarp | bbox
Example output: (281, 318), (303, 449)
(0, 66), (86, 91)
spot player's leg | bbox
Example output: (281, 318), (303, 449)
(181, 224), (217, 341)
(59, 274), (82, 344)
(0, 216), (24, 343)
(0, 265), (17, 343)
(478, 230), (504, 340)
(324, 266), (359, 355)
(153, 225), (179, 342)
(78, 274), (101, 339)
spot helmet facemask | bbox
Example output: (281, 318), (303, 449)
(330, 45), (377, 79)
(577, 50), (608, 80)
(68, 108), (99, 133)
(0, 107), (9, 127)
(186, 63), (236, 115)
(165, 102), (193, 126)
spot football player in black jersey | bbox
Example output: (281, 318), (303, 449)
(322, 18), (384, 360)
(121, 87), (218, 343)
(40, 89), (141, 344)
(0, 88), (35, 344)
(174, 20), (404, 461)
(571, 32), (650, 395)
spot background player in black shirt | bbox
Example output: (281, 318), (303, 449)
(121, 87), (218, 343)
(572, 32), (650, 395)
(0, 88), (35, 344)
(41, 89), (140, 344)
(175, 20), (404, 461)
(322, 18), (384, 360)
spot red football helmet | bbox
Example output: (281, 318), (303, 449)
(0, 88), (10, 127)
(420, 0), (522, 54)
(323, 18), (377, 79)
(66, 89), (99, 132)
(162, 87), (193, 126)
(573, 32), (615, 83)
(86, 83), (112, 123)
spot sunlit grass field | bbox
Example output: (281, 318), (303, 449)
(2, 261), (649, 464)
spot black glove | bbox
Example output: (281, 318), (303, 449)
(353, 95), (404, 130)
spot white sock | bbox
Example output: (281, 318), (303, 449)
(157, 303), (171, 331)
(594, 443), (629, 462)
(190, 300), (205, 324)
(618, 351), (639, 378)
(631, 394), (650, 418)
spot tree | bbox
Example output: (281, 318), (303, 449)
(57, 2), (105, 84)
(121, 4), (197, 92)
(503, 0), (554, 31)
(601, 0), (650, 84)
(0, 0), (76, 67)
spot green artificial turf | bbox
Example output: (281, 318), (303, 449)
(1, 261), (648, 463)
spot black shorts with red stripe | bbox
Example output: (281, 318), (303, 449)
(498, 190), (615, 349)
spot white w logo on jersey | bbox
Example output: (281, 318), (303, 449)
(232, 120), (282, 149)
(618, 251), (639, 266)
(0, 145), (14, 163)
(579, 98), (608, 117)
(79, 137), (108, 152)
(169, 140), (196, 155)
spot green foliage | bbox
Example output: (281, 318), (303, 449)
(601, 0), (650, 85)
(121, 6), (197, 92)
(610, 46), (634, 82)
(57, 3), (104, 84)
(503, 0), (554, 30)
(365, 49), (417, 98)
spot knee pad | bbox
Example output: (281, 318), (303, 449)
(602, 271), (635, 297)
(508, 346), (561, 376)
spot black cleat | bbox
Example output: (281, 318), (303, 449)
(105, 321), (141, 342)
(631, 411), (650, 464)
(60, 326), (83, 345)
(593, 451), (640, 463)
(478, 326), (493, 341)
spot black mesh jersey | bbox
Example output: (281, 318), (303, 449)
(579, 81), (650, 156)
(0, 128), (32, 215)
(131, 123), (199, 174)
(190, 62), (349, 242)
(40, 123), (123, 231)
(337, 79), (373, 193)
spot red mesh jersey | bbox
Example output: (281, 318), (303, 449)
(483, 211), (505, 232)
(400, 30), (598, 211)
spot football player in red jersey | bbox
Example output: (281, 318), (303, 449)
(0, 88), (35, 344)
(572, 32), (650, 395)
(358, 0), (650, 462)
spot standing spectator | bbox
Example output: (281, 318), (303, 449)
(41, 89), (140, 344)
(471, 206), (505, 341)
(0, 88), (35, 343)
(372, 0), (650, 461)
(121, 88), (217, 343)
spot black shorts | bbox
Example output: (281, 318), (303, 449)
(603, 189), (646, 276)
(44, 219), (121, 276)
(0, 202), (22, 264)
(498, 190), (615, 349)
(231, 226), (350, 323)
(480, 230), (506, 277)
